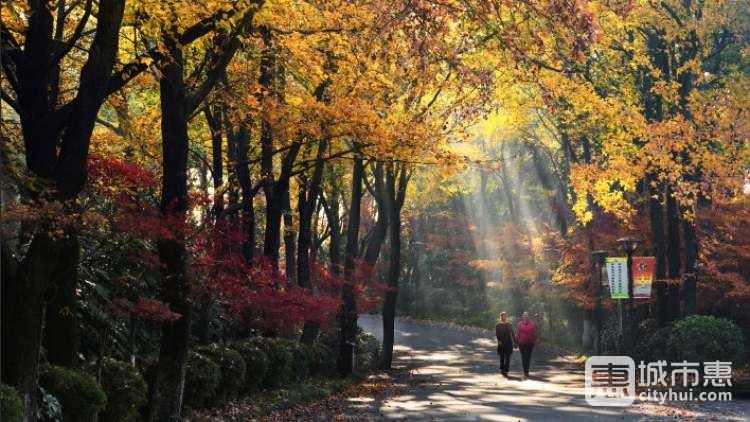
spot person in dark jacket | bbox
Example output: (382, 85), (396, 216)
(495, 311), (515, 377)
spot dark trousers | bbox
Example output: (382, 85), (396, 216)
(498, 349), (512, 374)
(519, 344), (534, 376)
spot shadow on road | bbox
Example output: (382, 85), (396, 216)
(353, 316), (749, 421)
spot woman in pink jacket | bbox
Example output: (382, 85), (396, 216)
(516, 311), (537, 380)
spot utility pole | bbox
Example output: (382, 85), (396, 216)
(617, 236), (641, 351)
(590, 250), (609, 355)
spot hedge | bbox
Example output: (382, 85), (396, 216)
(248, 338), (294, 389)
(91, 358), (147, 422)
(39, 365), (107, 422)
(669, 315), (745, 363)
(195, 345), (246, 401)
(229, 340), (270, 392)
(183, 352), (221, 409)
(0, 384), (22, 422)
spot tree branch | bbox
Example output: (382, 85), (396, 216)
(51, 0), (92, 66)
(0, 89), (19, 113)
(95, 117), (125, 136)
(187, 10), (254, 112)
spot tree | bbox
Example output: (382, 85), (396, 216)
(143, 3), (260, 419)
(1, 1), (127, 417)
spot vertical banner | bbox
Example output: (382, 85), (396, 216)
(632, 257), (655, 298)
(605, 257), (628, 299)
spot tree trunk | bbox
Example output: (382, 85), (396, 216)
(152, 8), (255, 409)
(498, 141), (518, 225)
(234, 125), (255, 262)
(682, 219), (698, 316)
(205, 106), (224, 217)
(527, 142), (568, 235)
(299, 141), (328, 344)
(322, 184), (343, 275)
(44, 230), (80, 367)
(197, 107), (224, 345)
(2, 234), (61, 421)
(2, 1), (126, 418)
(154, 34), (192, 422)
(283, 190), (296, 283)
(257, 26), (296, 272)
(380, 163), (408, 369)
(363, 162), (388, 266)
(337, 156), (363, 375)
(648, 177), (669, 326)
(261, 137), (301, 271)
(666, 188), (681, 320)
(677, 30), (699, 317)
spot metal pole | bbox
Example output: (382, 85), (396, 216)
(595, 276), (601, 355)
(618, 300), (623, 352)
(626, 249), (634, 350)
(590, 250), (608, 355)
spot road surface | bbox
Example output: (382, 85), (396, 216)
(356, 315), (748, 421)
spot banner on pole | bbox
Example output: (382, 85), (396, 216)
(632, 256), (655, 298)
(605, 257), (628, 299)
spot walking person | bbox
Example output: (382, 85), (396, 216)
(495, 311), (515, 377)
(516, 311), (537, 380)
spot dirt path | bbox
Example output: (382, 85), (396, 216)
(352, 315), (749, 421)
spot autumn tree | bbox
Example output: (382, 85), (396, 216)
(136, 2), (262, 418)
(1, 1), (128, 417)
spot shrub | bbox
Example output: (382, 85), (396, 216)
(183, 352), (220, 409)
(288, 339), (318, 381)
(310, 341), (336, 376)
(39, 365), (106, 422)
(355, 329), (381, 371)
(633, 325), (674, 363)
(138, 360), (158, 419)
(249, 337), (293, 388)
(668, 315), (745, 364)
(195, 345), (246, 401)
(312, 329), (340, 376)
(0, 384), (22, 422)
(38, 386), (63, 422)
(90, 358), (147, 422)
(229, 341), (270, 392)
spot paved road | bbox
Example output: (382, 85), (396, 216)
(356, 315), (748, 421)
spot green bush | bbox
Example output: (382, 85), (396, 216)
(195, 345), (246, 401)
(229, 341), (270, 392)
(355, 330), (381, 371)
(0, 384), (23, 422)
(90, 358), (147, 422)
(38, 386), (63, 422)
(138, 360), (158, 419)
(183, 352), (220, 409)
(39, 365), (106, 422)
(634, 325), (674, 363)
(668, 315), (745, 363)
(282, 339), (315, 381)
(249, 338), (293, 388)
(307, 328), (380, 376)
(310, 338), (337, 377)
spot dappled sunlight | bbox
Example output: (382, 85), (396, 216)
(358, 315), (641, 420)
(470, 338), (496, 347)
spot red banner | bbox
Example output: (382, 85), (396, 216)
(632, 257), (656, 298)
